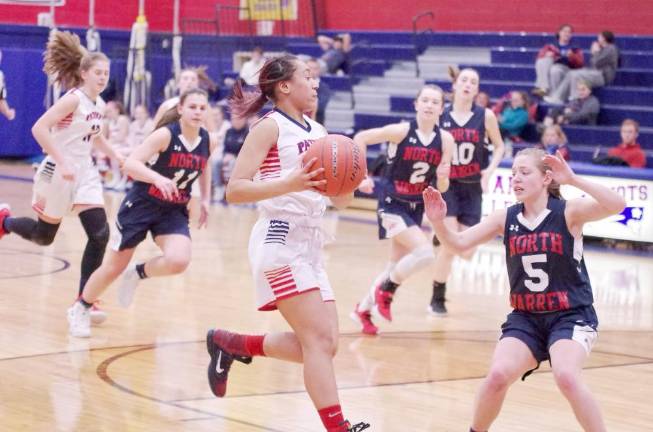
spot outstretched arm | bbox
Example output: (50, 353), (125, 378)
(544, 151), (626, 231)
(423, 186), (505, 252)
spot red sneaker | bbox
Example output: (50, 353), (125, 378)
(374, 284), (394, 322)
(350, 304), (379, 335)
(0, 204), (11, 239)
(206, 329), (252, 397)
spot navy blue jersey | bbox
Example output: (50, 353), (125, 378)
(503, 197), (594, 313)
(381, 120), (443, 202)
(440, 104), (486, 182)
(131, 122), (210, 205)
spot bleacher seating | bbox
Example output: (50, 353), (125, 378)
(0, 24), (652, 168)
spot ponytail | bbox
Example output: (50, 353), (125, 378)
(228, 54), (298, 120)
(43, 30), (109, 89)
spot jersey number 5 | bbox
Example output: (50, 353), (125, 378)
(522, 254), (549, 292)
(451, 142), (475, 165)
(171, 169), (199, 190)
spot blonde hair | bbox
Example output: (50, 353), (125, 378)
(514, 147), (562, 199)
(43, 30), (109, 89)
(181, 66), (217, 92)
(541, 124), (568, 144)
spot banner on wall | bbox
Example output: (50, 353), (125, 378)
(239, 0), (297, 21)
(483, 168), (653, 243)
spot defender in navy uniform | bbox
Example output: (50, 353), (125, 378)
(430, 68), (505, 316)
(424, 148), (625, 432)
(352, 85), (454, 335)
(67, 88), (218, 338)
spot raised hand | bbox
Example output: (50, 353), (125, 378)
(285, 157), (327, 193)
(423, 186), (447, 223)
(543, 150), (575, 185)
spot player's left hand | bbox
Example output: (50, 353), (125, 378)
(423, 186), (447, 223)
(543, 150), (575, 185)
(480, 169), (490, 193)
(198, 199), (210, 229)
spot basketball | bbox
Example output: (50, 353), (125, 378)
(302, 134), (367, 197)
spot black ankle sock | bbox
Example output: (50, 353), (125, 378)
(381, 278), (399, 294)
(136, 263), (147, 279)
(432, 281), (446, 301)
(79, 297), (94, 309)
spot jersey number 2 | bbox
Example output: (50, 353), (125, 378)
(409, 161), (430, 184)
(171, 169), (199, 189)
(522, 254), (549, 292)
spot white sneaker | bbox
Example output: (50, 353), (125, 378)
(89, 302), (108, 325)
(118, 265), (141, 308)
(67, 302), (91, 338)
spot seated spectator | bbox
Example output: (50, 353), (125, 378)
(544, 80), (600, 126)
(317, 33), (352, 75)
(533, 24), (584, 97)
(600, 119), (647, 168)
(545, 30), (619, 104)
(474, 91), (490, 109)
(536, 124), (570, 160)
(0, 50), (16, 121)
(217, 114), (249, 192)
(104, 100), (131, 189)
(127, 104), (153, 149)
(496, 91), (529, 138)
(239, 47), (266, 86)
(306, 57), (332, 125)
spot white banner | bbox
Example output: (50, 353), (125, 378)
(483, 167), (653, 243)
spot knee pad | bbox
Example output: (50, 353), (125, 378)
(79, 208), (110, 246)
(32, 220), (59, 246)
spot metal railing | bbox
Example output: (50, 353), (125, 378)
(412, 11), (434, 77)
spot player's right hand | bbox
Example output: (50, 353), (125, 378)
(59, 162), (75, 182)
(285, 157), (326, 193)
(154, 176), (179, 201)
(357, 176), (374, 194)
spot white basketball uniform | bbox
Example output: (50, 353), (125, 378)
(32, 89), (106, 219)
(248, 109), (331, 311)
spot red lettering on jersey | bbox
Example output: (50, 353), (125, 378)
(550, 232), (563, 255)
(450, 163), (480, 178)
(526, 233), (538, 253)
(394, 180), (427, 195)
(510, 291), (571, 312)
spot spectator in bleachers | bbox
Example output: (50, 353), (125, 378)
(496, 91), (530, 139)
(104, 100), (131, 189)
(239, 47), (265, 86)
(604, 119), (647, 168)
(474, 91), (490, 109)
(545, 30), (619, 104)
(307, 57), (332, 125)
(216, 114), (249, 193)
(0, 50), (16, 121)
(209, 104), (231, 140)
(537, 124), (570, 160)
(317, 33), (352, 75)
(127, 104), (153, 149)
(532, 24), (584, 97)
(544, 80), (600, 126)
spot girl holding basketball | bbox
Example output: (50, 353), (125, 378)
(204, 55), (369, 432)
(352, 84), (455, 335)
(430, 68), (505, 316)
(66, 88), (217, 337)
(423, 148), (623, 432)
(0, 31), (121, 324)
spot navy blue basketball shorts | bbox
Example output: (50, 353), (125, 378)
(442, 180), (482, 227)
(110, 194), (191, 251)
(500, 305), (599, 378)
(377, 194), (424, 240)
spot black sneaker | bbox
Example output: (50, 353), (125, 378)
(429, 298), (448, 316)
(206, 329), (252, 397)
(341, 420), (371, 432)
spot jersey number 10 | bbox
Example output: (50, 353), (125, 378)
(451, 142), (475, 165)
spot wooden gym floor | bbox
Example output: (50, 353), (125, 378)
(1, 163), (652, 431)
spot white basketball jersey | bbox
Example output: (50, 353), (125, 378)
(51, 88), (106, 160)
(256, 109), (327, 218)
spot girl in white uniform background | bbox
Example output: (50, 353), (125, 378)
(0, 31), (122, 324)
